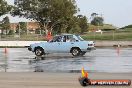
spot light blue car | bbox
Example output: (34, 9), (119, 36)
(28, 34), (95, 56)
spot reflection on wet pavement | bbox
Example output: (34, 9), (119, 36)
(0, 48), (132, 73)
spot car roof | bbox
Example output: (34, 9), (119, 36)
(61, 33), (73, 36)
(54, 33), (76, 37)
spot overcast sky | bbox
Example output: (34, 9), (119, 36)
(1, 0), (132, 27)
(76, 0), (132, 27)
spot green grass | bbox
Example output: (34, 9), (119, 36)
(81, 31), (132, 41)
(1, 28), (132, 41)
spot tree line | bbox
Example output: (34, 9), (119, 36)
(0, 0), (104, 35)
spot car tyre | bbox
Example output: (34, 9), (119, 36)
(35, 48), (44, 56)
(71, 48), (80, 56)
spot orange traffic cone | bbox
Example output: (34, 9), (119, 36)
(81, 67), (88, 78)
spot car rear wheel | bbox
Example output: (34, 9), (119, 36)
(35, 48), (44, 56)
(71, 48), (80, 56)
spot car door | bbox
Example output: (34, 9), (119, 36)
(58, 35), (74, 53)
(45, 36), (62, 53)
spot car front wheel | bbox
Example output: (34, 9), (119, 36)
(71, 48), (80, 56)
(35, 48), (44, 56)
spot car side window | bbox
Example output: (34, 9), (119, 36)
(67, 35), (74, 42)
(51, 35), (75, 42)
(62, 35), (71, 42)
(55, 36), (62, 42)
(66, 36), (70, 42)
(63, 36), (66, 42)
(50, 36), (61, 42)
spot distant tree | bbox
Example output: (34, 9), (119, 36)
(15, 24), (20, 34)
(8, 30), (15, 35)
(91, 17), (104, 26)
(19, 22), (27, 34)
(120, 24), (132, 29)
(90, 13), (104, 26)
(11, 0), (79, 34)
(69, 23), (81, 34)
(0, 0), (12, 16)
(91, 13), (98, 18)
(35, 28), (41, 34)
(60, 16), (80, 33)
(1, 16), (10, 34)
(77, 15), (88, 33)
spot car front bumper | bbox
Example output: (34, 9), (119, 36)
(87, 47), (96, 50)
(81, 47), (96, 52)
(85, 47), (96, 52)
(28, 47), (32, 51)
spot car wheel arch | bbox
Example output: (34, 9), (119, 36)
(34, 46), (44, 52)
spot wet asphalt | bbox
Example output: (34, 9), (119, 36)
(0, 47), (132, 73)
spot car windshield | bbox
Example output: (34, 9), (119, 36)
(76, 35), (84, 41)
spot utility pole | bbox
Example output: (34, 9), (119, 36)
(26, 22), (28, 35)
(0, 27), (1, 39)
(19, 23), (20, 38)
